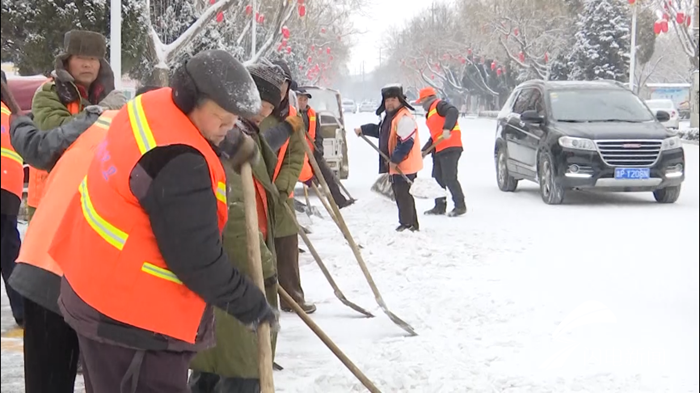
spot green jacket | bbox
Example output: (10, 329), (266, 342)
(190, 126), (281, 378)
(261, 115), (305, 238)
(32, 58), (113, 131)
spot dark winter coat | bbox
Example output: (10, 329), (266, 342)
(31, 55), (114, 131)
(262, 114), (306, 238)
(190, 118), (294, 378)
(59, 141), (268, 353)
(7, 108), (103, 314)
(360, 107), (414, 174)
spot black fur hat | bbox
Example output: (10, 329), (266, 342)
(376, 83), (414, 116)
(62, 30), (107, 59)
(171, 50), (261, 118)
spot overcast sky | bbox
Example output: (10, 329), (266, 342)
(347, 0), (430, 75)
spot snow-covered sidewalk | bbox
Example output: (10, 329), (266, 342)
(2, 116), (698, 393)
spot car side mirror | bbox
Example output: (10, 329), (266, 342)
(656, 110), (670, 122)
(520, 110), (545, 123)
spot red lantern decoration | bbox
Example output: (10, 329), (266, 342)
(491, 61), (496, 70)
(277, 44), (283, 51)
(307, 56), (312, 63)
(299, 65), (304, 70)
(310, 45), (315, 51)
(326, 47), (331, 54)
(282, 26), (290, 39)
(654, 20), (662, 34)
(513, 28), (519, 36)
(281, 39), (287, 47)
(628, 0), (635, 4)
(216, 12), (224, 23)
(661, 19), (669, 33)
(297, 0), (304, 4)
(676, 12), (685, 24)
(662, 13), (669, 21)
(544, 52), (549, 63)
(287, 46), (292, 54)
(496, 68), (502, 76)
(430, 74), (435, 80)
(686, 15), (692, 27)
(518, 51), (525, 62)
(467, 49), (472, 56)
(298, 4), (306, 17)
(460, 57), (466, 64)
(321, 28), (326, 34)
(258, 14), (264, 23)
(245, 4), (252, 15)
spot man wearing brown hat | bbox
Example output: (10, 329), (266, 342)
(28, 30), (126, 219)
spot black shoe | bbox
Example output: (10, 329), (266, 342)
(448, 206), (467, 217)
(424, 197), (447, 215)
(281, 301), (317, 314)
(338, 198), (356, 209)
(396, 224), (409, 232)
(408, 225), (419, 232)
(273, 362), (284, 371)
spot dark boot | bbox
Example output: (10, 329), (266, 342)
(448, 200), (467, 217)
(281, 301), (316, 314)
(424, 197), (447, 215)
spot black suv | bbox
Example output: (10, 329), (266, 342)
(494, 80), (685, 204)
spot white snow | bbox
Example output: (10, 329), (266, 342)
(2, 115), (698, 393)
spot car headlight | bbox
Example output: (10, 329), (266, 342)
(558, 136), (596, 151)
(661, 136), (682, 151)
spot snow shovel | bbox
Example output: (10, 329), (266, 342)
(302, 184), (323, 218)
(358, 135), (411, 200)
(239, 163), (275, 392)
(283, 202), (373, 318)
(278, 287), (381, 392)
(301, 130), (418, 337)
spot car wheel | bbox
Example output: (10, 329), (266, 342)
(496, 148), (518, 192)
(653, 185), (681, 203)
(538, 152), (565, 205)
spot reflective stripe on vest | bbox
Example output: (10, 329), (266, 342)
(27, 100), (82, 208)
(388, 107), (423, 175)
(298, 107), (317, 183)
(1, 103), (24, 199)
(18, 111), (116, 277)
(426, 100), (462, 152)
(49, 88), (227, 344)
(273, 105), (300, 197)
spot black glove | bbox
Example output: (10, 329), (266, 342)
(220, 127), (259, 173)
(245, 302), (280, 334)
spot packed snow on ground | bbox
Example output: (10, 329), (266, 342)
(2, 115), (699, 393)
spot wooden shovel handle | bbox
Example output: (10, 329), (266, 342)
(239, 163), (275, 392)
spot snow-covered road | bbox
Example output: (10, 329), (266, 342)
(2, 115), (698, 392)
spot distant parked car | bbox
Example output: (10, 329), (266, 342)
(341, 99), (356, 113)
(645, 99), (680, 129)
(358, 101), (376, 113)
(495, 80), (684, 204)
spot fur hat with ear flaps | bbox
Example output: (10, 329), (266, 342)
(53, 30), (115, 97)
(376, 83), (413, 116)
(171, 50), (261, 118)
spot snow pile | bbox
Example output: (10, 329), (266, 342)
(680, 128), (699, 142)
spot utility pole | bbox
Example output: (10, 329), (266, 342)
(692, 0), (699, 127)
(110, 0), (121, 89)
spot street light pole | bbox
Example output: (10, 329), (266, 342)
(629, 0), (638, 91)
(110, 0), (121, 89)
(251, 0), (257, 58)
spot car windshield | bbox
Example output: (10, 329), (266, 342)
(549, 89), (655, 122)
(307, 89), (341, 118)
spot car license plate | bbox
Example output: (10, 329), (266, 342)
(615, 168), (650, 179)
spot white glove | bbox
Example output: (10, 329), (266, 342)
(354, 127), (362, 136)
(442, 129), (451, 140)
(98, 90), (128, 110)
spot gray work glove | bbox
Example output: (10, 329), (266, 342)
(245, 303), (280, 334)
(220, 127), (259, 173)
(98, 90), (128, 110)
(442, 129), (451, 140)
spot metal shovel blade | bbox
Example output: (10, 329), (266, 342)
(371, 174), (395, 200)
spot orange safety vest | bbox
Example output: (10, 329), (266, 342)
(17, 111), (116, 277)
(27, 100), (81, 208)
(426, 100), (462, 152)
(273, 105), (300, 197)
(388, 107), (423, 175)
(298, 107), (317, 183)
(48, 88), (228, 344)
(1, 103), (24, 199)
